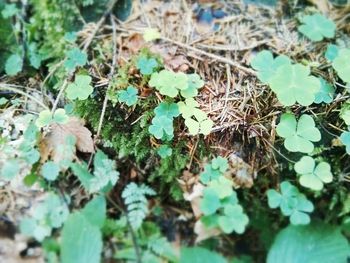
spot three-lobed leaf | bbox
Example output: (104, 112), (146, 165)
(314, 78), (334, 104)
(118, 86), (138, 106)
(35, 109), (69, 128)
(276, 113), (321, 153)
(298, 14), (336, 42)
(66, 75), (93, 100)
(64, 48), (87, 71)
(136, 56), (158, 75)
(332, 48), (350, 83)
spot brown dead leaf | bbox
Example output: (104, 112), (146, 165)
(183, 183), (204, 218)
(39, 117), (94, 166)
(194, 220), (221, 243)
(150, 44), (190, 71)
(307, 0), (330, 13)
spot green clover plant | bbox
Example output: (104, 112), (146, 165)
(64, 48), (87, 71)
(35, 108), (69, 128)
(20, 193), (69, 241)
(181, 73), (205, 98)
(269, 64), (320, 106)
(200, 176), (249, 234)
(251, 50), (291, 84)
(157, 145), (172, 158)
(118, 86), (138, 106)
(325, 44), (339, 61)
(136, 56), (158, 75)
(332, 48), (350, 83)
(294, 156), (333, 191)
(66, 75), (93, 100)
(276, 113), (321, 153)
(149, 70), (188, 97)
(267, 181), (314, 225)
(298, 14), (336, 42)
(314, 78), (334, 104)
(200, 156), (229, 184)
(340, 131), (350, 154)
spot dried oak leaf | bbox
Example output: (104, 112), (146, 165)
(39, 117), (94, 166)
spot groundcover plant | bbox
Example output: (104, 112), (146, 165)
(0, 0), (350, 262)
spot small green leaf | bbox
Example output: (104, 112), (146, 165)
(200, 188), (221, 215)
(149, 70), (188, 97)
(35, 109), (69, 128)
(251, 50), (291, 84)
(118, 86), (138, 106)
(180, 247), (226, 263)
(64, 48), (87, 71)
(314, 78), (334, 104)
(136, 56), (158, 75)
(200, 163), (221, 184)
(42, 161), (60, 181)
(276, 113), (321, 153)
(5, 54), (23, 76)
(267, 189), (282, 208)
(218, 204), (249, 234)
(269, 64), (320, 106)
(66, 75), (93, 100)
(340, 131), (350, 154)
(154, 102), (180, 119)
(28, 43), (42, 69)
(81, 196), (106, 228)
(294, 156), (333, 191)
(178, 98), (200, 119)
(340, 102), (350, 125)
(325, 44), (339, 61)
(157, 145), (172, 158)
(148, 116), (174, 139)
(332, 48), (350, 83)
(1, 4), (19, 18)
(180, 73), (205, 98)
(208, 177), (233, 199)
(298, 14), (336, 42)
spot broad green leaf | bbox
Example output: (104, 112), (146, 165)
(267, 223), (349, 263)
(276, 113), (321, 153)
(298, 14), (336, 42)
(332, 48), (350, 83)
(154, 102), (180, 119)
(314, 78), (334, 104)
(66, 75), (93, 100)
(325, 44), (339, 61)
(200, 188), (221, 215)
(143, 28), (160, 42)
(81, 196), (106, 227)
(251, 50), (291, 84)
(64, 48), (87, 71)
(148, 116), (174, 139)
(136, 56), (158, 75)
(218, 204), (249, 234)
(0, 159), (21, 180)
(61, 212), (102, 263)
(294, 156), (333, 191)
(118, 86), (138, 106)
(157, 145), (172, 158)
(149, 70), (188, 97)
(181, 73), (205, 98)
(270, 64), (320, 106)
(5, 54), (23, 76)
(42, 161), (60, 181)
(180, 247), (226, 263)
(340, 131), (350, 154)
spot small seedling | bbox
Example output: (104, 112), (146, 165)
(64, 48), (87, 71)
(118, 86), (138, 106)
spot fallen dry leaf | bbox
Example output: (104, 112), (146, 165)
(183, 183), (204, 218)
(39, 117), (94, 166)
(228, 153), (256, 189)
(307, 0), (330, 13)
(194, 220), (221, 243)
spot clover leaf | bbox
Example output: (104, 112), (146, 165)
(314, 78), (334, 104)
(294, 156), (333, 191)
(332, 48), (350, 83)
(340, 131), (350, 154)
(267, 181), (314, 225)
(325, 44), (339, 61)
(184, 108), (213, 136)
(340, 102), (350, 125)
(251, 50), (291, 84)
(298, 14), (336, 42)
(5, 53), (23, 76)
(35, 108), (69, 128)
(178, 98), (200, 119)
(149, 70), (188, 97)
(157, 145), (172, 158)
(269, 64), (320, 106)
(148, 116), (174, 139)
(136, 56), (158, 75)
(66, 75), (93, 100)
(200, 188), (221, 215)
(200, 156), (229, 184)
(208, 176), (233, 199)
(218, 204), (249, 234)
(118, 86), (138, 106)
(276, 113), (321, 153)
(154, 102), (180, 119)
(64, 48), (87, 71)
(180, 73), (205, 98)
(42, 161), (60, 181)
